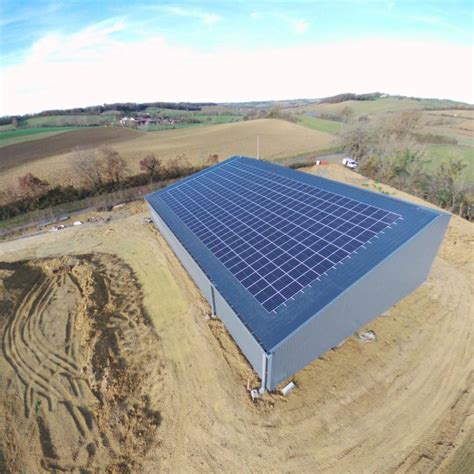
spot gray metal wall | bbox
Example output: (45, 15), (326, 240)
(148, 205), (266, 381)
(267, 213), (450, 390)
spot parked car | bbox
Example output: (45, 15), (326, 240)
(342, 157), (358, 169)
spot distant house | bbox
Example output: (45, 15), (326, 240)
(119, 117), (136, 125)
(120, 115), (177, 127)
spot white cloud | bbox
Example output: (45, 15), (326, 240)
(164, 6), (220, 26)
(27, 18), (126, 63)
(1, 30), (472, 115)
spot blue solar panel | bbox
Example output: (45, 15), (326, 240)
(159, 159), (402, 312)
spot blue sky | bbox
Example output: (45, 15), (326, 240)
(1, 1), (473, 114)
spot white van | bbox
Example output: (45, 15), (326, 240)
(342, 157), (358, 169)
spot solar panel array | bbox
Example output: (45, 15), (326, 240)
(161, 159), (402, 312)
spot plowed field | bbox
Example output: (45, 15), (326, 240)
(0, 127), (142, 173)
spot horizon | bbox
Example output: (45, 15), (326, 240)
(1, 0), (473, 116)
(1, 91), (473, 119)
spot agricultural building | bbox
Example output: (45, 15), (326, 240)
(146, 156), (450, 391)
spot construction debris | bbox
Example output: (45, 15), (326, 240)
(281, 381), (296, 396)
(250, 389), (260, 402)
(356, 330), (376, 342)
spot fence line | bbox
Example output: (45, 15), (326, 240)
(0, 180), (173, 238)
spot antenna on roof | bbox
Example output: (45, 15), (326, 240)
(257, 135), (260, 160)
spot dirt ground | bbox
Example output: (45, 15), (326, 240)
(0, 164), (472, 473)
(0, 127), (142, 174)
(0, 253), (162, 472)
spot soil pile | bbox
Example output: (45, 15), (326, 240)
(0, 254), (161, 473)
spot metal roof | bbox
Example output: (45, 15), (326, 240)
(146, 156), (443, 352)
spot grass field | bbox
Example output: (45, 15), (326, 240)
(143, 107), (194, 117)
(141, 114), (242, 131)
(425, 144), (474, 177)
(22, 114), (120, 127)
(297, 116), (343, 134)
(288, 97), (473, 117)
(140, 107), (242, 130)
(0, 127), (77, 148)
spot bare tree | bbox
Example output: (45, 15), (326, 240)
(340, 106), (354, 123)
(166, 153), (192, 178)
(0, 184), (19, 205)
(385, 110), (422, 138)
(17, 173), (49, 199)
(339, 112), (473, 220)
(140, 153), (162, 183)
(72, 146), (105, 187)
(339, 111), (425, 173)
(99, 146), (129, 184)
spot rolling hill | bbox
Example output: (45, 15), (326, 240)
(0, 119), (336, 189)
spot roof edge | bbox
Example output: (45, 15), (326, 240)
(267, 211), (451, 353)
(144, 155), (244, 203)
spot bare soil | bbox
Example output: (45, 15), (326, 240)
(0, 127), (142, 174)
(0, 253), (162, 472)
(0, 165), (472, 473)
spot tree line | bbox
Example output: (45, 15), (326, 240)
(339, 111), (473, 220)
(1, 101), (218, 124)
(0, 149), (220, 221)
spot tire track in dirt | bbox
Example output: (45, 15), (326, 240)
(3, 274), (85, 416)
(2, 265), (100, 471)
(0, 254), (163, 472)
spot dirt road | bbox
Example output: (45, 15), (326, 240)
(0, 165), (472, 472)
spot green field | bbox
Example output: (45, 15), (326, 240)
(193, 113), (241, 124)
(138, 112), (242, 131)
(290, 97), (473, 117)
(425, 144), (473, 179)
(0, 123), (16, 132)
(297, 116), (343, 134)
(144, 107), (191, 117)
(23, 114), (119, 127)
(137, 123), (200, 132)
(0, 127), (77, 148)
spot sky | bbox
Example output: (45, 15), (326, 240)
(0, 0), (473, 115)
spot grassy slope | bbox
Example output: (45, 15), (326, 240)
(425, 145), (474, 177)
(290, 97), (473, 179)
(23, 114), (119, 127)
(297, 116), (343, 134)
(290, 97), (473, 116)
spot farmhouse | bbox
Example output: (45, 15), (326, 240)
(120, 115), (177, 126)
(146, 156), (450, 391)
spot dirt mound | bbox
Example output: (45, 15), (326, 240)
(0, 127), (142, 173)
(0, 253), (161, 473)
